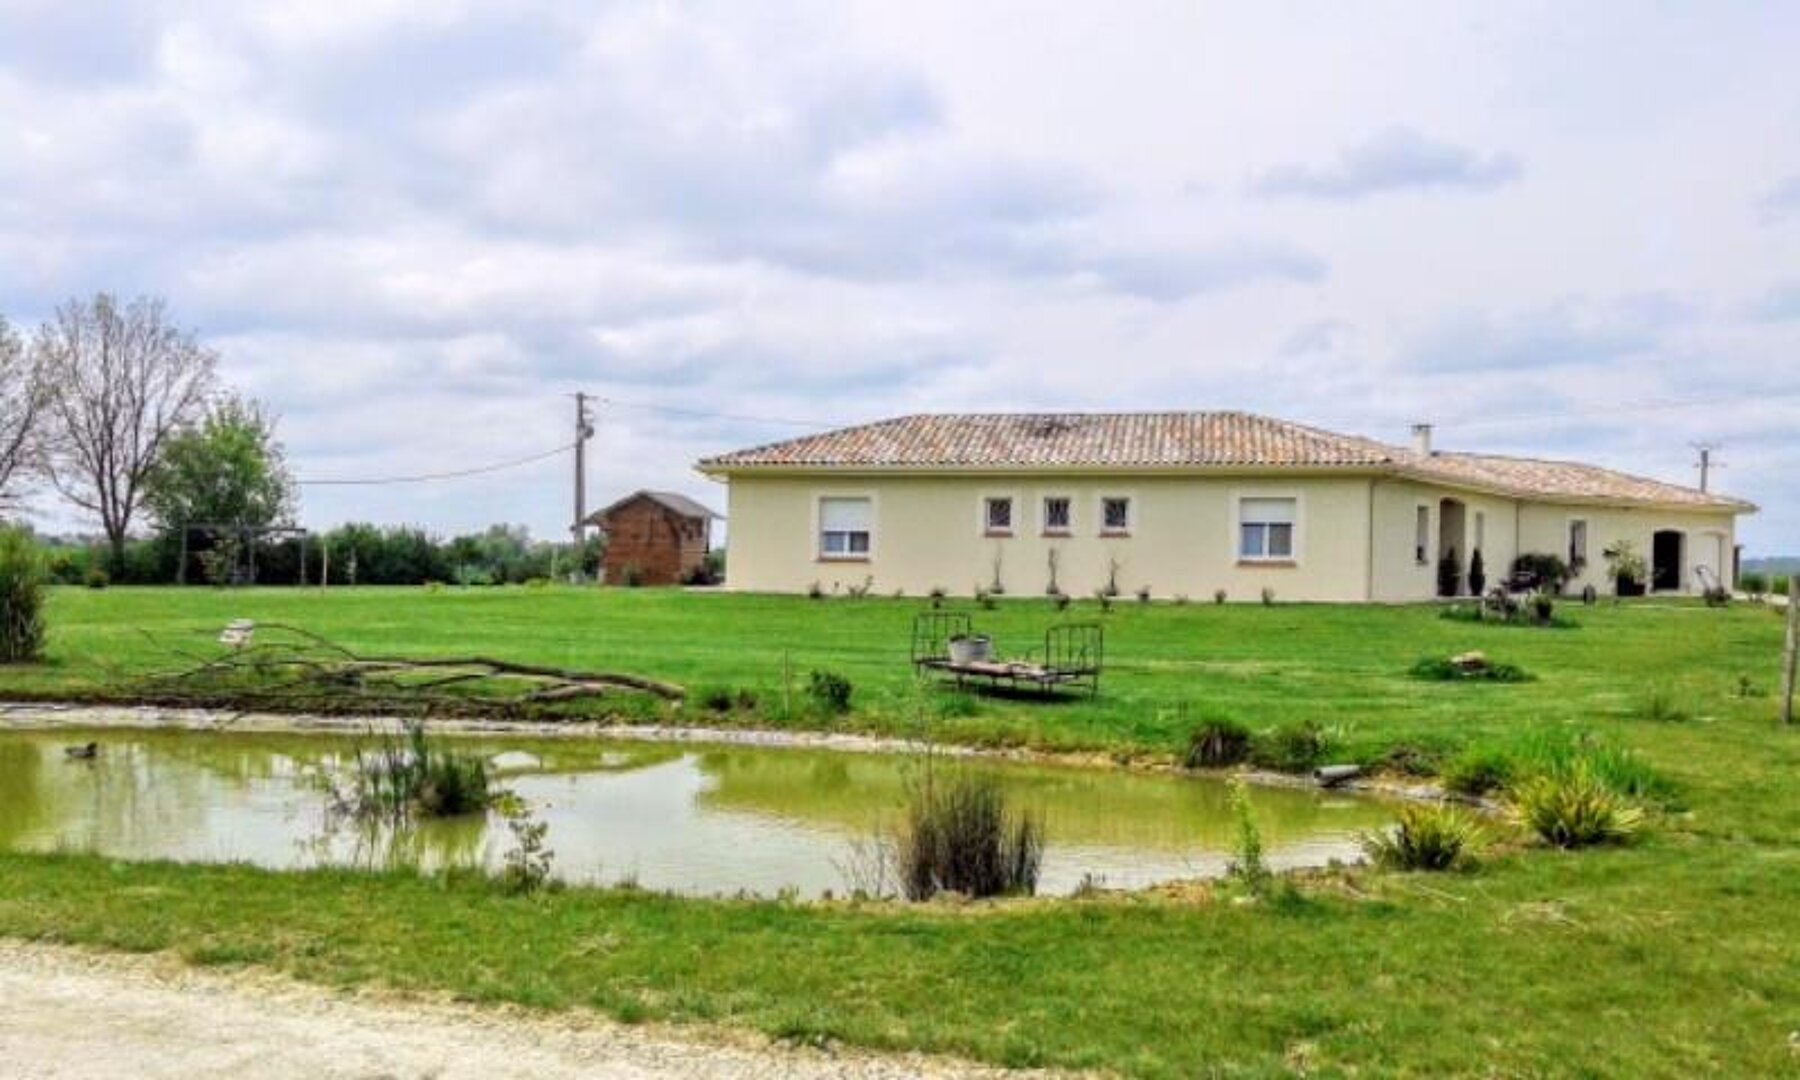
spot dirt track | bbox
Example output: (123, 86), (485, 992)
(0, 940), (1029, 1080)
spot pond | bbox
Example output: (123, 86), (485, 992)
(0, 727), (1394, 897)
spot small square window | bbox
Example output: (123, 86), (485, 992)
(984, 497), (1013, 533)
(1043, 496), (1071, 533)
(1102, 497), (1131, 532)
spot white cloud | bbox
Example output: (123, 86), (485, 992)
(0, 1), (1795, 550)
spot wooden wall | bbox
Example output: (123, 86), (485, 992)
(600, 499), (709, 585)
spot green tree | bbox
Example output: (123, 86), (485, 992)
(145, 395), (297, 558)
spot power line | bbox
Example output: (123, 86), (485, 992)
(295, 441), (574, 487)
(591, 395), (836, 430)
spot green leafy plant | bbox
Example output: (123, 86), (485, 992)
(1437, 547), (1462, 598)
(83, 566), (110, 589)
(1467, 548), (1486, 595)
(1408, 655), (1531, 682)
(1213, 589), (1227, 604)
(1636, 686), (1691, 723)
(1361, 803), (1482, 871)
(1739, 572), (1768, 600)
(1512, 552), (1571, 593)
(807, 669), (853, 714)
(1184, 715), (1252, 768)
(898, 770), (1043, 900)
(494, 792), (555, 894)
(1603, 541), (1648, 596)
(1249, 721), (1327, 772)
(1512, 765), (1645, 848)
(1226, 777), (1271, 896)
(0, 528), (46, 663)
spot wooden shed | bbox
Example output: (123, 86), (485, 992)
(588, 490), (720, 586)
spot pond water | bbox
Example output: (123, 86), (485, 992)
(0, 728), (1394, 896)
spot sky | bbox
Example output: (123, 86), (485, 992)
(1, 1), (1796, 552)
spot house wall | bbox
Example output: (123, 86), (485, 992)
(721, 472), (1376, 601)
(719, 470), (1744, 601)
(1516, 504), (1735, 595)
(600, 501), (709, 586)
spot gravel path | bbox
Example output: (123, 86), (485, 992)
(0, 940), (1034, 1080)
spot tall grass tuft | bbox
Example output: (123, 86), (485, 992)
(1361, 803), (1482, 870)
(1184, 715), (1252, 768)
(1513, 765), (1644, 848)
(331, 721), (494, 821)
(0, 527), (46, 663)
(1226, 777), (1272, 896)
(898, 770), (1042, 900)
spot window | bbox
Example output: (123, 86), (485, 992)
(984, 497), (1013, 534)
(818, 497), (871, 558)
(1474, 511), (1486, 554)
(1415, 505), (1431, 565)
(1043, 496), (1072, 534)
(1239, 497), (1296, 560)
(1102, 496), (1131, 534)
(1568, 519), (1588, 568)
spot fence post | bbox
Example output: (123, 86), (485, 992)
(1783, 576), (1798, 726)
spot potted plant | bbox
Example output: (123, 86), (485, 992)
(947, 633), (993, 665)
(1603, 541), (1647, 598)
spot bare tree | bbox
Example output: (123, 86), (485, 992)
(0, 316), (50, 510)
(37, 294), (218, 564)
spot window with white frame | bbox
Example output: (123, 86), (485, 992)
(1568, 519), (1588, 568)
(1239, 497), (1296, 560)
(1415, 505), (1430, 565)
(1043, 496), (1072, 534)
(818, 496), (872, 558)
(984, 496), (1013, 534)
(1101, 496), (1131, 534)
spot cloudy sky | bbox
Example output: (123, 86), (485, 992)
(2, 1), (1796, 551)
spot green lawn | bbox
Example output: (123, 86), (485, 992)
(2, 586), (1798, 1076)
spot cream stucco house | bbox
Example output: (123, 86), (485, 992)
(696, 412), (1753, 602)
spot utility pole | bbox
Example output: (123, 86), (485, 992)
(571, 392), (596, 578)
(1782, 576), (1798, 726)
(1691, 443), (1720, 493)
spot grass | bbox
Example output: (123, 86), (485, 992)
(2, 586), (1799, 1074)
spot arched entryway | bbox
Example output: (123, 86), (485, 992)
(1652, 529), (1684, 592)
(1438, 498), (1467, 596)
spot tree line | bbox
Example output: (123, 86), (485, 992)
(4, 293), (596, 586)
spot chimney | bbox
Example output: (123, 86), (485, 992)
(1411, 423), (1433, 457)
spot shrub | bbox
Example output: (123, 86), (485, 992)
(494, 792), (555, 894)
(1512, 552), (1570, 593)
(1702, 585), (1730, 608)
(1250, 721), (1327, 772)
(1442, 747), (1514, 796)
(1226, 777), (1271, 896)
(1772, 576), (1790, 597)
(936, 692), (979, 719)
(1467, 549), (1486, 595)
(1361, 803), (1482, 870)
(1530, 590), (1556, 624)
(807, 669), (853, 714)
(1740, 572), (1768, 600)
(1513, 765), (1644, 848)
(1260, 586), (1276, 606)
(0, 529), (46, 663)
(898, 770), (1042, 900)
(1408, 655), (1531, 682)
(1213, 588), (1227, 604)
(1136, 585), (1152, 604)
(331, 721), (494, 821)
(1437, 548), (1461, 598)
(1603, 541), (1647, 595)
(928, 585), (947, 607)
(1504, 729), (1675, 805)
(1184, 716), (1252, 768)
(697, 686), (735, 712)
(84, 566), (110, 590)
(806, 581), (824, 600)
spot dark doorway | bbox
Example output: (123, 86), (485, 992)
(1652, 530), (1683, 591)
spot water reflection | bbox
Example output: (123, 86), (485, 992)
(0, 728), (1393, 896)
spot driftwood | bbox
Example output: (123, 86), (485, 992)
(132, 622), (684, 714)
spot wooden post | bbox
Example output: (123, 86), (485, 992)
(1782, 576), (1798, 726)
(321, 540), (330, 590)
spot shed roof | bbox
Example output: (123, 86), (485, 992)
(588, 490), (721, 525)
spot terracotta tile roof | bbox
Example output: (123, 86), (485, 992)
(697, 412), (1752, 511)
(1403, 452), (1753, 510)
(588, 490), (721, 524)
(699, 412), (1398, 469)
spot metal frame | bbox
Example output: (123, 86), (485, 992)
(911, 613), (1102, 697)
